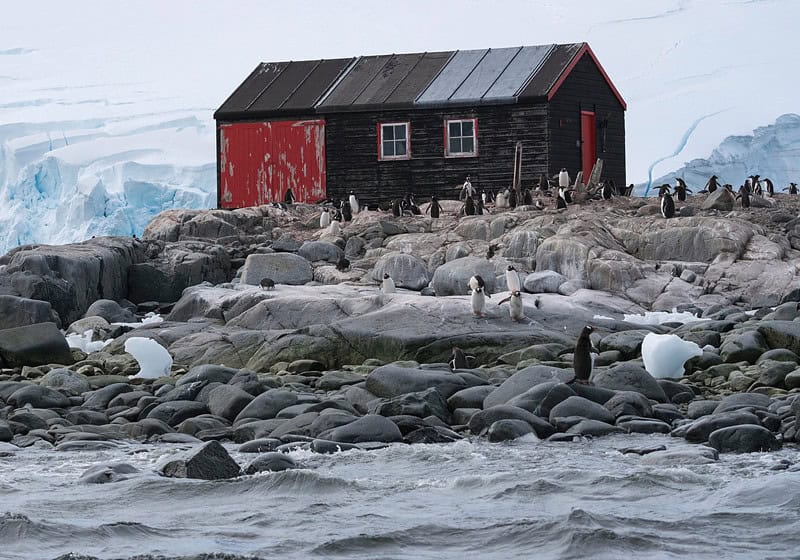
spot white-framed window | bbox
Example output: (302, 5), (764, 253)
(379, 122), (411, 160)
(445, 118), (478, 157)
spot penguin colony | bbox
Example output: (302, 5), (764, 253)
(268, 168), (797, 385)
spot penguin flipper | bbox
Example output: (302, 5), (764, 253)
(497, 295), (512, 306)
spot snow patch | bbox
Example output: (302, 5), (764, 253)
(641, 333), (703, 379)
(125, 337), (173, 379)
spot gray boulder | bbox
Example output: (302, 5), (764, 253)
(7, 385), (71, 409)
(487, 419), (536, 442)
(0, 295), (60, 330)
(591, 363), (668, 402)
(83, 383), (134, 409)
(176, 364), (239, 387)
(298, 241), (344, 263)
(447, 386), (496, 410)
(483, 365), (573, 408)
(206, 385), (255, 421)
(431, 256), (497, 296)
(682, 410), (762, 443)
(720, 330), (769, 364)
(549, 396), (616, 425)
(503, 230), (542, 259)
(159, 441), (241, 480)
(506, 381), (576, 417)
(39, 368), (91, 396)
(371, 253), (430, 291)
(757, 321), (800, 355)
(713, 393), (772, 414)
(566, 419), (625, 437)
(83, 299), (136, 323)
(327, 414), (403, 444)
(243, 452), (298, 474)
(147, 401), (209, 426)
(235, 389), (299, 422)
(701, 188), (735, 211)
(0, 322), (74, 367)
(370, 388), (451, 423)
(523, 271), (566, 294)
(366, 365), (466, 399)
(604, 391), (654, 419)
(79, 463), (140, 484)
(708, 425), (781, 453)
(240, 253), (313, 286)
(468, 405), (555, 439)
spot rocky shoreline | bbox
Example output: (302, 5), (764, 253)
(1, 192), (799, 478)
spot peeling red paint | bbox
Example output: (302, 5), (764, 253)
(218, 119), (326, 208)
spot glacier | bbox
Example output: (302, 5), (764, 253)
(1, 0), (798, 254)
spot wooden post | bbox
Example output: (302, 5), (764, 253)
(512, 141), (523, 203)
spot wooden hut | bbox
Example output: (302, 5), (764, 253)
(214, 43), (626, 208)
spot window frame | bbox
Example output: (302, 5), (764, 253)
(378, 121), (411, 161)
(444, 118), (479, 158)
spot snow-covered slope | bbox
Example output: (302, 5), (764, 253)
(1, 0), (797, 253)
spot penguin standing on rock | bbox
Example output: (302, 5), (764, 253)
(661, 189), (675, 219)
(340, 200), (353, 222)
(349, 191), (360, 215)
(471, 286), (487, 317)
(464, 195), (476, 216)
(284, 188), (296, 205)
(327, 220), (341, 236)
(674, 178), (692, 201)
(259, 278), (275, 290)
(498, 291), (524, 322)
(570, 326), (595, 384)
(505, 265), (521, 293)
(449, 347), (472, 371)
(600, 181), (614, 200)
(392, 199), (402, 217)
(783, 183), (798, 195)
(469, 274), (490, 298)
(336, 257), (350, 272)
(319, 207), (331, 229)
(556, 187), (569, 210)
(763, 177), (775, 197)
(702, 175), (721, 194)
(426, 196), (442, 219)
(736, 185), (751, 209)
(381, 273), (396, 294)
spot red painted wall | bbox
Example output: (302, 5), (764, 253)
(218, 119), (326, 208)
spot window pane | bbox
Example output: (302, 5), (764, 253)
(462, 121), (473, 136)
(394, 124), (406, 139)
(462, 138), (474, 153)
(449, 122), (460, 137)
(383, 141), (395, 157)
(395, 140), (407, 156)
(383, 126), (394, 141)
(449, 138), (461, 154)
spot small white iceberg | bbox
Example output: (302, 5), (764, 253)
(124, 337), (173, 379)
(641, 332), (703, 379)
(65, 329), (113, 353)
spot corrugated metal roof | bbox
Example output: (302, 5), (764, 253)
(215, 42), (625, 118)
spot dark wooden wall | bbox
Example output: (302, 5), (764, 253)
(547, 53), (626, 187)
(324, 104), (549, 207)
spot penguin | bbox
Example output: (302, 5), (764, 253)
(259, 278), (275, 290)
(475, 197), (484, 215)
(783, 182), (798, 195)
(449, 347), (471, 371)
(736, 186), (751, 209)
(624, 184), (635, 196)
(327, 220), (341, 236)
(763, 177), (775, 197)
(392, 199), (402, 217)
(508, 188), (518, 209)
(495, 190), (507, 208)
(702, 175), (720, 194)
(505, 265), (521, 293)
(349, 191), (360, 215)
(660, 187), (676, 219)
(340, 200), (352, 222)
(471, 286), (487, 317)
(427, 196), (442, 219)
(319, 207), (331, 229)
(534, 199), (545, 211)
(749, 175), (761, 196)
(336, 257), (350, 272)
(468, 274), (490, 298)
(606, 178), (619, 196)
(497, 290), (524, 322)
(381, 272), (396, 294)
(556, 187), (568, 210)
(486, 244), (497, 260)
(464, 195), (476, 216)
(461, 176), (475, 200)
(558, 168), (570, 188)
(481, 190), (488, 205)
(674, 178), (692, 201)
(522, 187), (533, 206)
(571, 325), (594, 384)
(284, 188), (295, 205)
(600, 181), (614, 200)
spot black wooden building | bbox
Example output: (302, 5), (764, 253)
(214, 43), (626, 208)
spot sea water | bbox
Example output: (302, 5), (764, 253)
(1, 435), (799, 560)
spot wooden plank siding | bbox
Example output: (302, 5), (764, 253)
(547, 54), (626, 187)
(324, 104), (549, 206)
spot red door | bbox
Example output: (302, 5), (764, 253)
(581, 111), (596, 183)
(218, 119), (326, 208)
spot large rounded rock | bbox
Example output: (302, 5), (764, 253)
(591, 363), (668, 402)
(39, 368), (91, 396)
(454, 218), (491, 241)
(0, 322), (74, 367)
(523, 271), (566, 294)
(235, 389), (299, 422)
(431, 256), (496, 296)
(549, 396), (615, 425)
(327, 414), (403, 444)
(483, 365), (573, 409)
(468, 405), (555, 439)
(701, 188), (735, 211)
(503, 231), (541, 259)
(0, 295), (60, 330)
(720, 330), (769, 364)
(176, 364), (239, 387)
(83, 299), (136, 323)
(371, 253), (430, 291)
(505, 381), (576, 417)
(370, 388), (451, 423)
(206, 385), (255, 421)
(604, 391), (654, 419)
(708, 425), (781, 453)
(243, 452), (297, 474)
(447, 386), (496, 410)
(682, 410), (762, 443)
(147, 401), (208, 426)
(7, 385), (71, 409)
(159, 441), (240, 480)
(713, 393), (772, 414)
(487, 419), (537, 442)
(240, 253), (313, 286)
(366, 365), (467, 399)
(80, 463), (140, 484)
(298, 241), (343, 264)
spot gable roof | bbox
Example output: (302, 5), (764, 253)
(214, 42), (625, 120)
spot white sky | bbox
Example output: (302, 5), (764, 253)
(3, 0), (797, 183)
